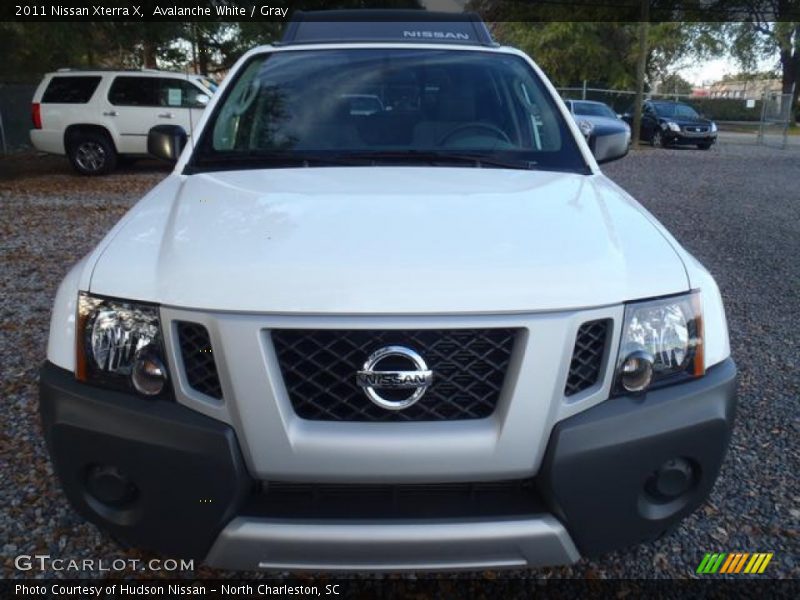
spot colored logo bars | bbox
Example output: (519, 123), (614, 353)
(697, 552), (773, 574)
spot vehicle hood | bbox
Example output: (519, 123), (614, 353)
(90, 167), (688, 313)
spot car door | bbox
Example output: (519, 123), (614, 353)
(156, 78), (210, 143)
(105, 76), (164, 154)
(105, 76), (209, 154)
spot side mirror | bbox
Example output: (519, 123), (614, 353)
(147, 125), (187, 162)
(196, 93), (210, 107)
(593, 134), (630, 163)
(596, 149), (628, 164)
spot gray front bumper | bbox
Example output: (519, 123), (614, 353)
(206, 516), (579, 571)
(40, 357), (735, 571)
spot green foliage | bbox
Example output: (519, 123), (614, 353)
(688, 97), (764, 121)
(725, 21), (799, 119)
(494, 22), (637, 88)
(658, 73), (694, 95)
(0, 22), (186, 78)
(0, 0), (423, 78)
(491, 22), (724, 90)
(720, 70), (780, 82)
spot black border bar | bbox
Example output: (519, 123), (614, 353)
(2, 1), (800, 23)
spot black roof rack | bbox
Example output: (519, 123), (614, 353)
(279, 10), (496, 47)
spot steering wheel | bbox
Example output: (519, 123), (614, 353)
(437, 122), (512, 147)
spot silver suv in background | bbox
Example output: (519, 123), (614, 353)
(30, 69), (216, 175)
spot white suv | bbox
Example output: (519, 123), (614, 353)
(30, 69), (216, 175)
(39, 12), (737, 572)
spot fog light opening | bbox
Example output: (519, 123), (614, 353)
(131, 347), (167, 396)
(620, 350), (654, 393)
(85, 464), (138, 508)
(645, 457), (697, 502)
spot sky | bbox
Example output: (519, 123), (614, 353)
(678, 56), (779, 86)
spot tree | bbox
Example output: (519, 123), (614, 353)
(490, 22), (638, 88)
(483, 21), (723, 90)
(728, 15), (799, 121)
(658, 73), (694, 96)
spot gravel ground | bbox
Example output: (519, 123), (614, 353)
(0, 143), (797, 581)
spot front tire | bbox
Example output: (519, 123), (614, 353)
(67, 132), (117, 176)
(650, 129), (665, 148)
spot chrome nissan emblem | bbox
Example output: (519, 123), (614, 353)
(356, 346), (433, 410)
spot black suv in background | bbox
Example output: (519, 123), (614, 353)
(625, 100), (718, 150)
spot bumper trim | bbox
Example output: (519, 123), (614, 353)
(205, 515), (580, 572)
(39, 361), (253, 559)
(538, 357), (737, 555)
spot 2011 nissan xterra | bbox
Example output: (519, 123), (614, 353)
(39, 11), (737, 571)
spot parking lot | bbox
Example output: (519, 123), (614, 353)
(0, 139), (797, 579)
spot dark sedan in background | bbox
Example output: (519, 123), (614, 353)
(625, 100), (718, 150)
(565, 100), (631, 162)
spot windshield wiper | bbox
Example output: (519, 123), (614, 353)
(340, 150), (537, 171)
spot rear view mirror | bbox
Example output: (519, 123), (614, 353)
(147, 125), (187, 162)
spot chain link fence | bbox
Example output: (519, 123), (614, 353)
(0, 83), (37, 155)
(757, 92), (794, 149)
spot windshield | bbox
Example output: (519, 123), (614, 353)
(191, 48), (588, 173)
(652, 102), (700, 119)
(572, 101), (616, 119)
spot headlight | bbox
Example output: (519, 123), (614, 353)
(666, 121), (681, 132)
(614, 291), (704, 394)
(710, 122), (717, 132)
(577, 119), (594, 138)
(76, 293), (170, 397)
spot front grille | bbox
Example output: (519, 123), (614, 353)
(684, 126), (709, 133)
(272, 329), (517, 421)
(177, 322), (223, 399)
(564, 319), (610, 396)
(241, 479), (544, 519)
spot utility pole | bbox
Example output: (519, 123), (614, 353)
(632, 1), (650, 148)
(191, 23), (199, 74)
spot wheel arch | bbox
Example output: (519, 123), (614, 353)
(64, 124), (119, 153)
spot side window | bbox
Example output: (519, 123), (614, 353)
(108, 77), (160, 106)
(41, 76), (101, 104)
(160, 79), (208, 109)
